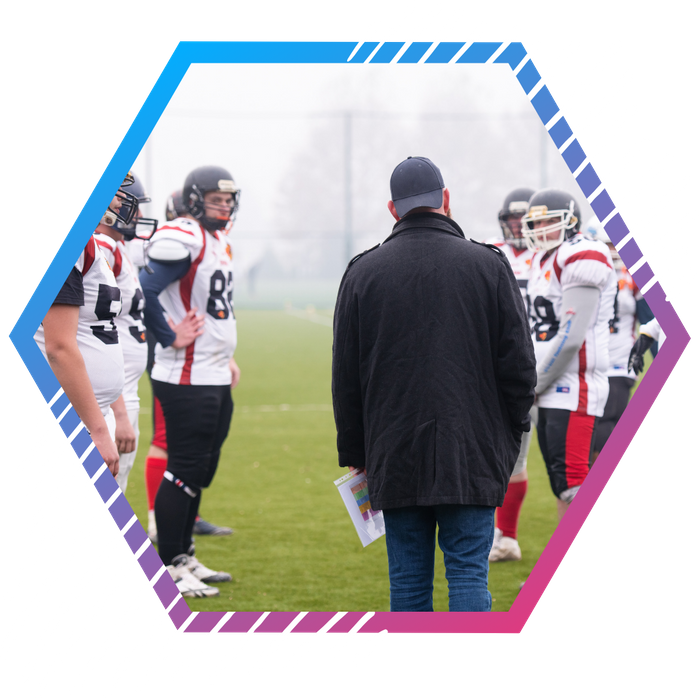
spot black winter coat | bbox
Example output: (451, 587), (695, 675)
(332, 213), (536, 510)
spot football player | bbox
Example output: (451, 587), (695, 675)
(143, 189), (235, 542)
(35, 178), (139, 476)
(140, 166), (242, 598)
(522, 189), (616, 520)
(487, 188), (536, 562)
(93, 172), (157, 493)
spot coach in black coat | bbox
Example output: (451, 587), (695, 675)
(332, 156), (536, 612)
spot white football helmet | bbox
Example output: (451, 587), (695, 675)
(521, 188), (580, 252)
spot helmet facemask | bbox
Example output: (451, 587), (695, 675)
(522, 204), (579, 252)
(188, 184), (241, 232)
(498, 204), (529, 250)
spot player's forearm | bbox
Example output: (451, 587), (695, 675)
(536, 285), (600, 395)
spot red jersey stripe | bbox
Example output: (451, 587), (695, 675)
(566, 250), (612, 269)
(82, 237), (96, 277)
(178, 225), (207, 385)
(158, 224), (197, 237)
(577, 341), (588, 412)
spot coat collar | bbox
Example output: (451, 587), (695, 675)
(385, 212), (466, 244)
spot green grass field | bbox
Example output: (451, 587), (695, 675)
(123, 309), (646, 613)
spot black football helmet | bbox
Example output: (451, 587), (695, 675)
(183, 165), (241, 232)
(165, 190), (187, 221)
(101, 172), (139, 228)
(521, 188), (581, 252)
(110, 172), (158, 241)
(498, 187), (535, 250)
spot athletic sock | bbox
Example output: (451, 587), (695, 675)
(496, 479), (528, 540)
(145, 456), (168, 511)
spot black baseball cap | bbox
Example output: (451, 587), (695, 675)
(390, 156), (445, 218)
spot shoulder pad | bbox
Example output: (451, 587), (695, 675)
(347, 243), (381, 268)
(470, 238), (504, 257)
(147, 238), (190, 263)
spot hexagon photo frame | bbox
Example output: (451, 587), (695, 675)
(0, 8), (698, 697)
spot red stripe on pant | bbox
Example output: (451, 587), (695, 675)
(564, 411), (596, 488)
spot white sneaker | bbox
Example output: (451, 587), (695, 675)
(167, 555), (220, 598)
(186, 543), (232, 583)
(490, 528), (503, 556)
(188, 555), (232, 584)
(489, 536), (522, 562)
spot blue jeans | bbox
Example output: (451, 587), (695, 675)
(383, 504), (494, 612)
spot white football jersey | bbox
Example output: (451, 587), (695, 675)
(95, 234), (148, 410)
(35, 235), (125, 413)
(608, 267), (640, 379)
(527, 233), (616, 416)
(484, 238), (534, 305)
(149, 217), (237, 386)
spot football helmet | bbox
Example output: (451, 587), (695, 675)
(183, 165), (240, 232)
(585, 215), (623, 270)
(165, 190), (187, 222)
(100, 172), (139, 228)
(521, 188), (581, 252)
(498, 187), (535, 250)
(110, 172), (158, 241)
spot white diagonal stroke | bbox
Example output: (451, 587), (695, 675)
(350, 630), (389, 666)
(248, 612), (308, 678)
(629, 209), (698, 275)
(34, 539), (151, 700)
(450, 15), (490, 63)
(587, 136), (651, 202)
(282, 612), (347, 673)
(484, 24), (523, 64)
(24, 459), (82, 535)
(3, 464), (112, 603)
(527, 39), (583, 101)
(22, 515), (137, 685)
(103, 596), (180, 700)
(642, 245), (690, 295)
(365, 0), (420, 63)
(418, 7), (464, 63)
(666, 265), (700, 302)
(204, 612), (270, 688)
(19, 423), (87, 501)
(559, 68), (635, 153)
(135, 612), (199, 695)
(574, 104), (639, 178)
(32, 387), (63, 428)
(545, 40), (622, 131)
(15, 404), (72, 476)
(390, 2), (442, 63)
(348, 17), (384, 61)
(170, 612), (233, 684)
(68, 564), (169, 700)
(513, 39), (544, 75)
(326, 612), (374, 659)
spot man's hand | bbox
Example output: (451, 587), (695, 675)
(91, 427), (120, 477)
(230, 357), (241, 388)
(628, 333), (654, 375)
(169, 308), (205, 348)
(111, 395), (135, 454)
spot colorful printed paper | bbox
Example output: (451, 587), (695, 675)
(334, 469), (385, 547)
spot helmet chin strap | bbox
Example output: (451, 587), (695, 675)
(101, 210), (118, 227)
